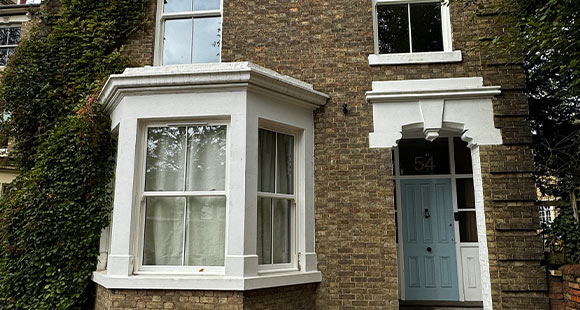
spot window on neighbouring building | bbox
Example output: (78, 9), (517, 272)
(158, 0), (222, 65)
(257, 128), (295, 267)
(141, 123), (227, 268)
(0, 26), (21, 66)
(377, 1), (444, 54)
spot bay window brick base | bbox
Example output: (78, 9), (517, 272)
(92, 283), (317, 310)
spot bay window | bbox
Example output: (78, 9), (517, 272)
(94, 63), (325, 290)
(156, 0), (222, 65)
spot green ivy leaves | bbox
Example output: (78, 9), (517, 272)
(0, 0), (147, 309)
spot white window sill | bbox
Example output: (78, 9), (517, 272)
(368, 50), (462, 65)
(92, 270), (321, 291)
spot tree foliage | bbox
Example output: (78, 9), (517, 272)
(0, 0), (147, 308)
(494, 0), (580, 261)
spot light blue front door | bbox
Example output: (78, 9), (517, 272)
(401, 179), (459, 301)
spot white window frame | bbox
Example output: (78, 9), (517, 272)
(256, 125), (300, 274)
(134, 120), (230, 275)
(369, 0), (462, 65)
(154, 0), (223, 66)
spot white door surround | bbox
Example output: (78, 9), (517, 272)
(367, 77), (502, 310)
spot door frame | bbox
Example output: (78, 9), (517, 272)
(394, 136), (474, 301)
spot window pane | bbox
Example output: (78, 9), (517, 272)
(185, 196), (226, 266)
(258, 129), (276, 193)
(454, 137), (472, 174)
(458, 211), (478, 242)
(398, 138), (450, 175)
(410, 3), (443, 52)
(186, 125), (226, 191)
(377, 5), (410, 54)
(145, 127), (186, 191)
(163, 19), (193, 65)
(143, 197), (185, 265)
(0, 48), (8, 66)
(257, 197), (272, 265)
(272, 199), (291, 264)
(456, 178), (475, 209)
(0, 28), (9, 45)
(193, 0), (220, 11)
(7, 27), (20, 45)
(164, 0), (192, 13)
(276, 133), (294, 195)
(192, 17), (221, 63)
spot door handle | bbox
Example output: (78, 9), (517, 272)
(426, 247), (432, 252)
(424, 209), (431, 219)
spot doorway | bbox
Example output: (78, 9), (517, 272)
(395, 137), (483, 302)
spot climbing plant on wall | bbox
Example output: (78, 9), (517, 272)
(0, 0), (147, 308)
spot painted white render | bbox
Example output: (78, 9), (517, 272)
(93, 62), (328, 290)
(366, 77), (502, 148)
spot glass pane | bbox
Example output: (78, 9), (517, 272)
(0, 28), (8, 45)
(456, 178), (475, 209)
(164, 0), (192, 13)
(185, 196), (226, 266)
(143, 197), (185, 265)
(458, 211), (478, 242)
(145, 127), (186, 191)
(398, 138), (450, 175)
(7, 27), (20, 45)
(276, 133), (294, 195)
(410, 3), (443, 52)
(454, 137), (472, 174)
(163, 19), (193, 65)
(272, 199), (291, 264)
(193, 0), (220, 11)
(192, 17), (221, 63)
(258, 129), (276, 193)
(0, 49), (8, 66)
(377, 4), (410, 54)
(186, 125), (226, 191)
(257, 197), (272, 265)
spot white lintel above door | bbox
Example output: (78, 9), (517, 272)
(366, 77), (502, 148)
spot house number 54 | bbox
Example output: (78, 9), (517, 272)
(414, 156), (436, 172)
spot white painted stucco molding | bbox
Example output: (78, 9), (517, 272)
(366, 77), (502, 148)
(99, 62), (329, 113)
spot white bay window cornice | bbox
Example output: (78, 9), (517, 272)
(99, 62), (329, 113)
(94, 62), (327, 290)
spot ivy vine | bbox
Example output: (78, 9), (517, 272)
(0, 0), (147, 308)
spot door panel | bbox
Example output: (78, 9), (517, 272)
(461, 246), (482, 301)
(401, 179), (459, 301)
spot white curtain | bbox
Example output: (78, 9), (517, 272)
(186, 126), (226, 191)
(145, 127), (186, 191)
(185, 197), (226, 266)
(143, 125), (226, 266)
(143, 197), (185, 265)
(272, 199), (291, 264)
(257, 129), (293, 264)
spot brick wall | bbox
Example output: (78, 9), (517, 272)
(93, 284), (244, 310)
(548, 265), (580, 310)
(92, 284), (317, 310)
